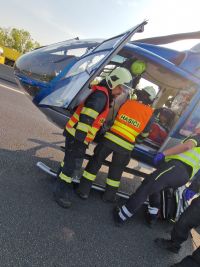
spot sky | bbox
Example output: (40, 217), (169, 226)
(1, 0), (200, 50)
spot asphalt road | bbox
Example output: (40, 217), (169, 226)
(0, 64), (16, 84)
(0, 77), (196, 267)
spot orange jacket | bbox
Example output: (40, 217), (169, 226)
(105, 99), (153, 151)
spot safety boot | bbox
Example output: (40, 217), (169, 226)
(53, 179), (71, 208)
(154, 238), (181, 254)
(113, 206), (125, 227)
(76, 178), (92, 200)
(145, 212), (159, 227)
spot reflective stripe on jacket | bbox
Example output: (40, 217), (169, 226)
(166, 147), (200, 179)
(105, 99), (153, 151)
(65, 85), (109, 145)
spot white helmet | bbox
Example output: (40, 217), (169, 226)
(106, 67), (132, 90)
(142, 86), (156, 101)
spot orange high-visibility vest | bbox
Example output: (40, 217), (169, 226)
(66, 85), (109, 144)
(106, 100), (153, 150)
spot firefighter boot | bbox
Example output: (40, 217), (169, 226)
(113, 206), (125, 227)
(76, 178), (92, 200)
(53, 179), (72, 208)
(145, 206), (160, 227)
(154, 238), (181, 254)
(145, 211), (159, 227)
(102, 186), (119, 203)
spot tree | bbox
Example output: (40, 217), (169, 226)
(0, 27), (40, 53)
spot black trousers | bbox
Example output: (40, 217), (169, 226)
(148, 171), (200, 213)
(126, 160), (190, 214)
(85, 143), (130, 188)
(59, 133), (87, 182)
(171, 196), (200, 244)
(171, 196), (200, 266)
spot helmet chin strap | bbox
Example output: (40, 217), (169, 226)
(129, 88), (137, 100)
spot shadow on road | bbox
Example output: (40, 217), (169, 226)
(0, 142), (195, 267)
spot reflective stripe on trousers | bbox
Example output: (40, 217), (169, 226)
(106, 178), (120, 188)
(59, 172), (72, 183)
(82, 170), (96, 181)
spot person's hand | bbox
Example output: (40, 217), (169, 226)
(153, 152), (165, 166)
(184, 188), (196, 201)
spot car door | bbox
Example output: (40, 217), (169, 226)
(38, 20), (147, 107)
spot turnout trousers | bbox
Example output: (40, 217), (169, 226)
(54, 133), (87, 202)
(78, 143), (130, 201)
(59, 132), (87, 183)
(125, 160), (190, 214)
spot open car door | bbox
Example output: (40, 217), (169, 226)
(38, 21), (147, 107)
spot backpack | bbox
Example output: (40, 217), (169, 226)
(161, 185), (189, 222)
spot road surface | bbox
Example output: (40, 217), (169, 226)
(0, 73), (197, 266)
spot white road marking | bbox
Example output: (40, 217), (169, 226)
(0, 83), (25, 94)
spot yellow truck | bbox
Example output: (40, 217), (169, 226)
(0, 45), (21, 66)
(0, 46), (4, 64)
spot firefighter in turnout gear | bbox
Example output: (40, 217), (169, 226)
(54, 67), (133, 208)
(77, 86), (156, 202)
(113, 127), (200, 226)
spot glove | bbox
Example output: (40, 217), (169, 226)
(153, 152), (165, 166)
(184, 188), (196, 201)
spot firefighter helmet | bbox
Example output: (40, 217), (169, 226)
(142, 86), (156, 101)
(130, 60), (146, 75)
(106, 67), (132, 90)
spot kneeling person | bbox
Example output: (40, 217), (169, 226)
(113, 127), (200, 226)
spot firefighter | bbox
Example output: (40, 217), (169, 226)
(155, 196), (200, 267)
(146, 169), (200, 226)
(76, 86), (156, 202)
(54, 67), (133, 208)
(113, 126), (200, 226)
